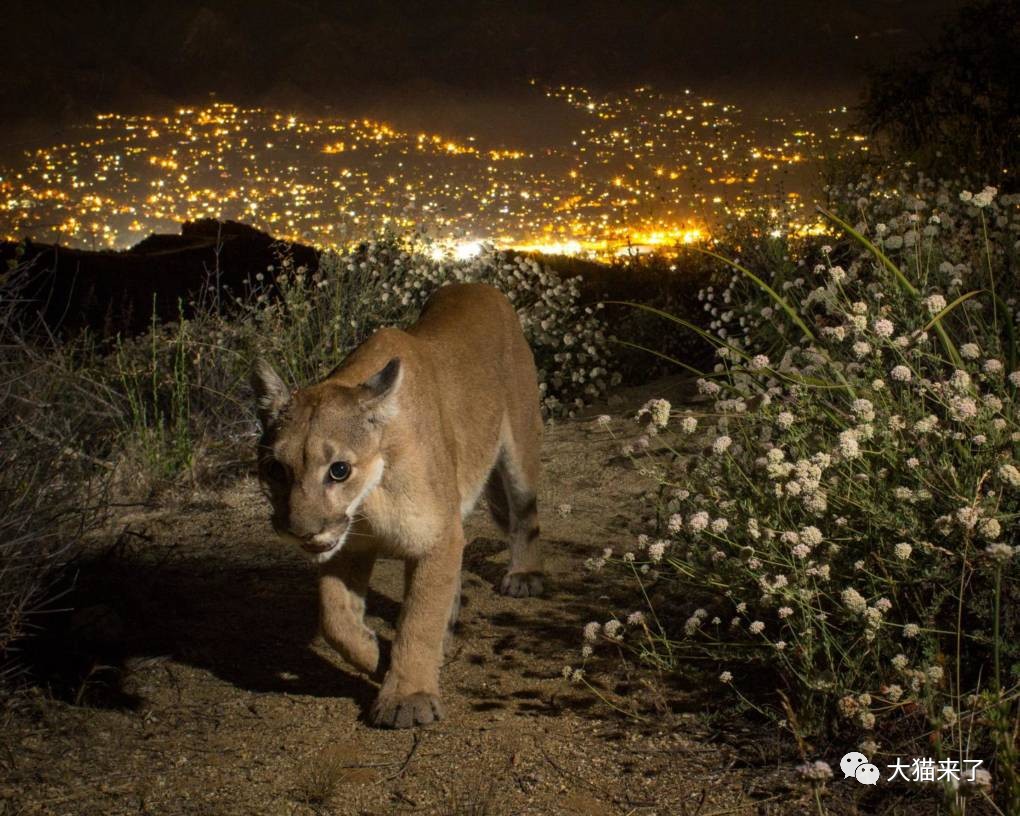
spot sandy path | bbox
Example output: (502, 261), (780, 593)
(3, 377), (829, 815)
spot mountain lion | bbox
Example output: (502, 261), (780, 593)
(252, 283), (544, 728)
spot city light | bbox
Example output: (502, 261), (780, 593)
(0, 87), (866, 256)
(453, 240), (484, 260)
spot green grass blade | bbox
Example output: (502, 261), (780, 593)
(690, 247), (817, 342)
(989, 291), (1017, 375)
(613, 339), (710, 378)
(817, 207), (918, 295)
(818, 207), (961, 367)
(921, 290), (983, 333)
(603, 300), (750, 360)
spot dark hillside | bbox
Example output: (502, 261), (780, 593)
(2, 220), (318, 337)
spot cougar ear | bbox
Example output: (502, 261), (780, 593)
(251, 358), (290, 428)
(360, 357), (402, 421)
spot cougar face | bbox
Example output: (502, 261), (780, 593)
(253, 358), (400, 564)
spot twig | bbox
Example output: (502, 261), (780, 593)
(16, 417), (115, 470)
(386, 731), (422, 780)
(679, 787), (707, 816)
(700, 793), (784, 816)
(536, 738), (616, 804)
(392, 790), (418, 808)
(35, 781), (136, 805)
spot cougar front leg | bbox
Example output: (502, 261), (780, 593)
(371, 524), (464, 728)
(319, 547), (379, 676)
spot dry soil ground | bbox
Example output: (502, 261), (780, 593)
(3, 378), (892, 816)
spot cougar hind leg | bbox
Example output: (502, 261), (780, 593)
(489, 441), (543, 598)
(485, 467), (511, 533)
(444, 578), (462, 656)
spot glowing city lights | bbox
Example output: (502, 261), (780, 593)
(0, 87), (866, 256)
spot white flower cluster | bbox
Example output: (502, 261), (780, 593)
(591, 174), (1020, 773)
(250, 236), (620, 417)
(635, 398), (671, 433)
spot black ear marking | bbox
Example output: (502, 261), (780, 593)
(251, 358), (290, 428)
(362, 357), (401, 399)
(359, 357), (403, 422)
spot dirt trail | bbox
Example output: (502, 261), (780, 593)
(3, 377), (818, 816)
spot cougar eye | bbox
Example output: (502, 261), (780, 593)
(267, 460), (288, 483)
(328, 461), (352, 482)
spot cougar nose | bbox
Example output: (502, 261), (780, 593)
(300, 538), (334, 554)
(297, 519), (349, 554)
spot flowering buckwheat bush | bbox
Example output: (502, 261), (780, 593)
(83, 231), (619, 494)
(244, 234), (618, 417)
(586, 175), (1020, 809)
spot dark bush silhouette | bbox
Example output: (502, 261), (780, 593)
(861, 0), (1020, 189)
(0, 220), (319, 338)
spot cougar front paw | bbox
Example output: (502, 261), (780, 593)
(370, 691), (445, 729)
(322, 626), (380, 677)
(500, 571), (544, 597)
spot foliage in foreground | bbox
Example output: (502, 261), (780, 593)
(0, 260), (110, 686)
(586, 175), (1020, 811)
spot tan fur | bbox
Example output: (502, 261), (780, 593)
(252, 283), (544, 728)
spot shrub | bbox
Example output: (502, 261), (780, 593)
(588, 175), (1020, 810)
(241, 234), (620, 417)
(861, 0), (1020, 190)
(98, 231), (622, 487)
(0, 261), (110, 686)
(579, 250), (718, 383)
(112, 305), (194, 479)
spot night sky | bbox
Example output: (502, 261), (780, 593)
(5, 0), (966, 140)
